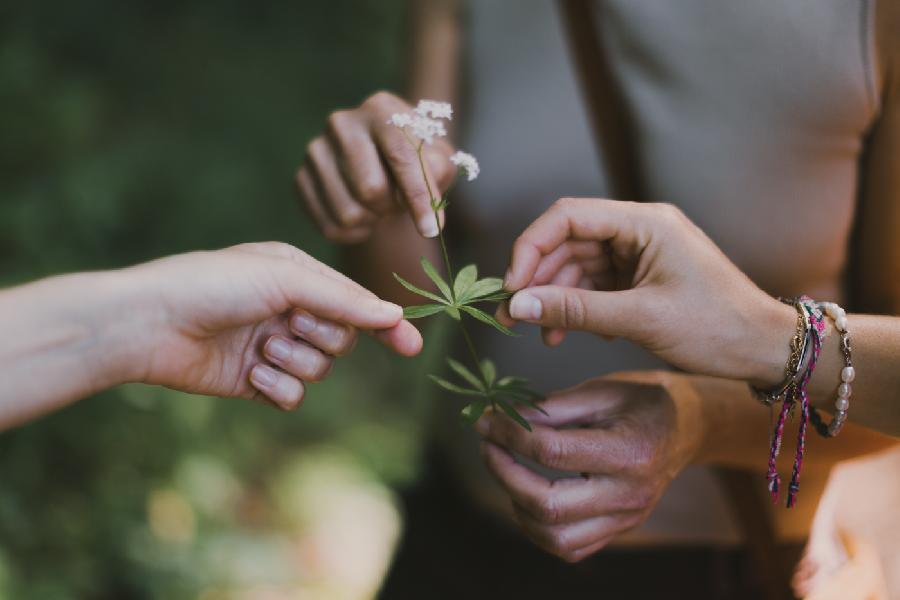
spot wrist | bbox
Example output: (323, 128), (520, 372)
(77, 268), (161, 389)
(744, 296), (798, 389)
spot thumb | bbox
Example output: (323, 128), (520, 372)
(507, 285), (644, 338)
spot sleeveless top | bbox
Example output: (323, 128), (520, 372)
(433, 0), (891, 544)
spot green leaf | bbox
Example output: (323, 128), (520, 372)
(497, 399), (532, 432)
(460, 277), (504, 302)
(497, 376), (529, 388)
(403, 304), (446, 319)
(461, 400), (487, 424)
(453, 264), (478, 300)
(420, 257), (453, 301)
(444, 306), (461, 320)
(393, 273), (447, 304)
(428, 375), (482, 396)
(470, 291), (513, 303)
(460, 306), (518, 336)
(447, 358), (485, 392)
(480, 359), (496, 387)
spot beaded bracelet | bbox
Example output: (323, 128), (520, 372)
(809, 302), (854, 438)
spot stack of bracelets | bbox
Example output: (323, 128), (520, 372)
(751, 295), (854, 508)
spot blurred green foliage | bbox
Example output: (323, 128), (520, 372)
(0, 2), (437, 597)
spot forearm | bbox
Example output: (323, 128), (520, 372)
(748, 306), (900, 438)
(0, 271), (140, 429)
(686, 374), (896, 471)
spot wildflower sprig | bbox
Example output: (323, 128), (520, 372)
(388, 100), (542, 430)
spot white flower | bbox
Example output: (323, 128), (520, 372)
(414, 100), (453, 120)
(409, 114), (447, 144)
(450, 151), (480, 181)
(387, 110), (447, 145)
(387, 112), (413, 128)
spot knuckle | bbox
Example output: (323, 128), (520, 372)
(355, 176), (389, 206)
(334, 204), (369, 228)
(365, 90), (398, 110)
(535, 436), (565, 469)
(535, 494), (563, 525)
(333, 328), (358, 357)
(325, 110), (350, 136)
(309, 355), (334, 382)
(546, 530), (572, 557)
(561, 291), (586, 329)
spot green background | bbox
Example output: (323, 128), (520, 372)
(0, 2), (437, 597)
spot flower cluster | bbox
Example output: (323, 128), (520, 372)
(450, 151), (479, 182)
(387, 99), (453, 145)
(389, 99), (541, 430)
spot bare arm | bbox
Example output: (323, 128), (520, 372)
(0, 243), (419, 430)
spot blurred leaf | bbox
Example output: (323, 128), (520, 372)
(446, 358), (484, 392)
(496, 399), (532, 432)
(460, 400), (486, 424)
(453, 264), (477, 299)
(480, 359), (496, 387)
(460, 306), (518, 336)
(420, 256), (452, 301)
(393, 272), (446, 304)
(444, 306), (461, 320)
(428, 375), (482, 397)
(403, 304), (445, 319)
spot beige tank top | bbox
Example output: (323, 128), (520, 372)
(433, 0), (888, 545)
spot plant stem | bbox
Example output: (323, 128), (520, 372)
(416, 144), (486, 386)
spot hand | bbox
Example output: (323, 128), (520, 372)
(120, 242), (422, 408)
(498, 198), (797, 388)
(296, 91), (457, 242)
(476, 372), (705, 563)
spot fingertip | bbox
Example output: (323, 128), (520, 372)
(250, 364), (306, 411)
(415, 212), (440, 238)
(509, 291), (543, 322)
(494, 302), (517, 328)
(374, 319), (424, 357)
(542, 327), (566, 347)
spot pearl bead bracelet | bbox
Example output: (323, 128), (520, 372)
(809, 301), (854, 437)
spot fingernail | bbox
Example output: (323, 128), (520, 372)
(475, 417), (489, 436)
(291, 312), (317, 335)
(251, 364), (278, 389)
(509, 292), (542, 321)
(265, 337), (292, 362)
(503, 268), (513, 289)
(418, 214), (440, 238)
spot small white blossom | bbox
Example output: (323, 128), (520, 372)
(387, 112), (413, 128)
(450, 151), (480, 181)
(414, 99), (453, 121)
(409, 114), (447, 144)
(387, 110), (447, 145)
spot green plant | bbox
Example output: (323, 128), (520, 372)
(389, 101), (543, 430)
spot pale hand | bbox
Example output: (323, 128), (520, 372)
(296, 91), (456, 242)
(120, 242), (422, 408)
(499, 198), (796, 388)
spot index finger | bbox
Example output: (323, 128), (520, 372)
(278, 261), (403, 330)
(505, 198), (642, 291)
(476, 410), (630, 475)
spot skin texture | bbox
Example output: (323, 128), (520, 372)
(0, 241), (422, 430)
(298, 0), (896, 565)
(500, 198), (900, 437)
(476, 371), (704, 563)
